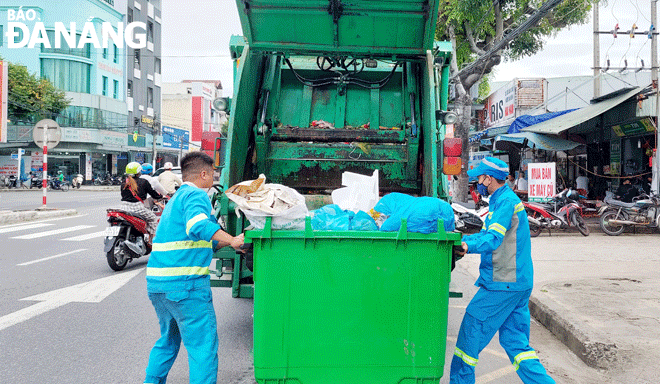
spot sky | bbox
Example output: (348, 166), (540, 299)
(161, 0), (651, 96)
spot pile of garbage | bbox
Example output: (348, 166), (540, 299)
(224, 171), (454, 233)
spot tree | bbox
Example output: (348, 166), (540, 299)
(2, 58), (69, 123)
(436, 0), (594, 201)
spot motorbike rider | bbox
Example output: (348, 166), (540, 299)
(140, 163), (169, 209)
(119, 162), (163, 239)
(158, 161), (182, 195)
(451, 157), (555, 384)
(53, 170), (64, 189)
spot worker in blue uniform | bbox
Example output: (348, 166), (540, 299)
(144, 152), (244, 384)
(450, 157), (555, 384)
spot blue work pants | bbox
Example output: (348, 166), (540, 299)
(449, 288), (555, 384)
(144, 287), (218, 384)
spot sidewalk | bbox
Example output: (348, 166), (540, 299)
(461, 230), (660, 383)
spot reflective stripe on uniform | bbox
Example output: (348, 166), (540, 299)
(146, 266), (210, 277)
(186, 213), (208, 235)
(454, 347), (478, 367)
(488, 222), (507, 235)
(152, 240), (212, 252)
(488, 212), (493, 219)
(513, 350), (539, 370)
(514, 202), (525, 213)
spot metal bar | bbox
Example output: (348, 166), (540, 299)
(370, 87), (380, 130)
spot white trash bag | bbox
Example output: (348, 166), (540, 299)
(225, 174), (309, 230)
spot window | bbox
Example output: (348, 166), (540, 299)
(134, 49), (140, 70)
(0, 26), (3, 47)
(127, 80), (133, 98)
(102, 76), (108, 96)
(147, 87), (154, 108)
(40, 59), (91, 93)
(41, 30), (90, 58)
(147, 21), (154, 43)
(12, 28), (24, 45)
(154, 57), (161, 74)
(127, 8), (133, 23)
(102, 47), (108, 59)
(113, 80), (119, 99)
(113, 44), (118, 63)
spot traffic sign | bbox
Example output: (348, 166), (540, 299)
(32, 119), (61, 149)
(10, 153), (18, 160)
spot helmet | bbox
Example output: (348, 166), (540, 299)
(125, 162), (142, 175)
(141, 163), (153, 175)
(164, 162), (173, 170)
(57, 170), (62, 174)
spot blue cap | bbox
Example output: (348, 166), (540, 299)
(467, 157), (509, 180)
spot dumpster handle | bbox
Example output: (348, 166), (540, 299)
(304, 216), (314, 238)
(396, 219), (408, 244)
(264, 217), (272, 239)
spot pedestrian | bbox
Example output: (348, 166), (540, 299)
(615, 177), (637, 203)
(450, 157), (555, 384)
(144, 152), (245, 384)
(158, 161), (182, 195)
(506, 174), (516, 190)
(514, 170), (528, 194)
(575, 171), (589, 197)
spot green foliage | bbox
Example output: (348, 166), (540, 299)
(438, 0), (594, 71)
(1, 58), (70, 123)
(477, 75), (492, 102)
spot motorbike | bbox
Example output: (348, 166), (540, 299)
(104, 198), (167, 271)
(71, 174), (84, 189)
(111, 175), (123, 185)
(598, 191), (660, 236)
(47, 176), (69, 191)
(524, 188), (589, 237)
(453, 193), (489, 233)
(93, 174), (114, 186)
(30, 174), (42, 188)
(6, 175), (18, 188)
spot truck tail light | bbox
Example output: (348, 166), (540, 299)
(443, 138), (462, 175)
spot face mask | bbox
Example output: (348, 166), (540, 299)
(477, 176), (490, 196)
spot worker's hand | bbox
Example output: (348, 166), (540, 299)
(456, 242), (468, 256)
(230, 233), (245, 253)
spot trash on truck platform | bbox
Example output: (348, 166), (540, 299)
(374, 192), (455, 233)
(225, 174), (308, 230)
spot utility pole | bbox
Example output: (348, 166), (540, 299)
(593, 2), (601, 98)
(179, 135), (183, 167)
(152, 122), (158, 169)
(653, 0), (660, 194)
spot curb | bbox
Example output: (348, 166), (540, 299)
(529, 293), (618, 370)
(0, 209), (78, 225)
(0, 186), (119, 192)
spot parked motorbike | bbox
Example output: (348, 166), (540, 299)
(453, 195), (489, 233)
(111, 175), (123, 185)
(7, 175), (18, 188)
(30, 174), (42, 188)
(524, 188), (589, 237)
(104, 198), (167, 271)
(598, 192), (660, 236)
(71, 174), (84, 189)
(93, 174), (113, 186)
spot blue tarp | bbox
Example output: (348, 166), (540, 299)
(507, 109), (577, 134)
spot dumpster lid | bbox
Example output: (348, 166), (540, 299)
(235, 0), (440, 58)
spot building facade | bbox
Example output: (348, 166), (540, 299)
(0, 0), (165, 181)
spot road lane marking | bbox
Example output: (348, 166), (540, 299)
(61, 231), (107, 241)
(17, 249), (88, 266)
(0, 214), (88, 230)
(11, 225), (95, 239)
(0, 268), (143, 332)
(0, 223), (53, 234)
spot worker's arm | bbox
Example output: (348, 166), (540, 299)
(462, 199), (515, 254)
(184, 191), (244, 251)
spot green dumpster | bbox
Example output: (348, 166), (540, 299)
(249, 217), (462, 384)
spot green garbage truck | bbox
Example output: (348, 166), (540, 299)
(210, 1), (463, 383)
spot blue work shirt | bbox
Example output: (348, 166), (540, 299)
(146, 183), (222, 293)
(462, 185), (533, 292)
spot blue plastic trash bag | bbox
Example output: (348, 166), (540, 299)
(350, 210), (378, 231)
(311, 204), (350, 230)
(312, 204), (378, 231)
(374, 193), (455, 233)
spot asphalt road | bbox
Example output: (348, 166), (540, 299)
(0, 190), (602, 383)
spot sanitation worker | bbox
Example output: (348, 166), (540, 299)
(144, 152), (244, 384)
(450, 157), (555, 384)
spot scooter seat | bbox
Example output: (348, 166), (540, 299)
(452, 201), (476, 210)
(604, 197), (636, 208)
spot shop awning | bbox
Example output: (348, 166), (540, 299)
(523, 86), (645, 135)
(494, 132), (582, 151)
